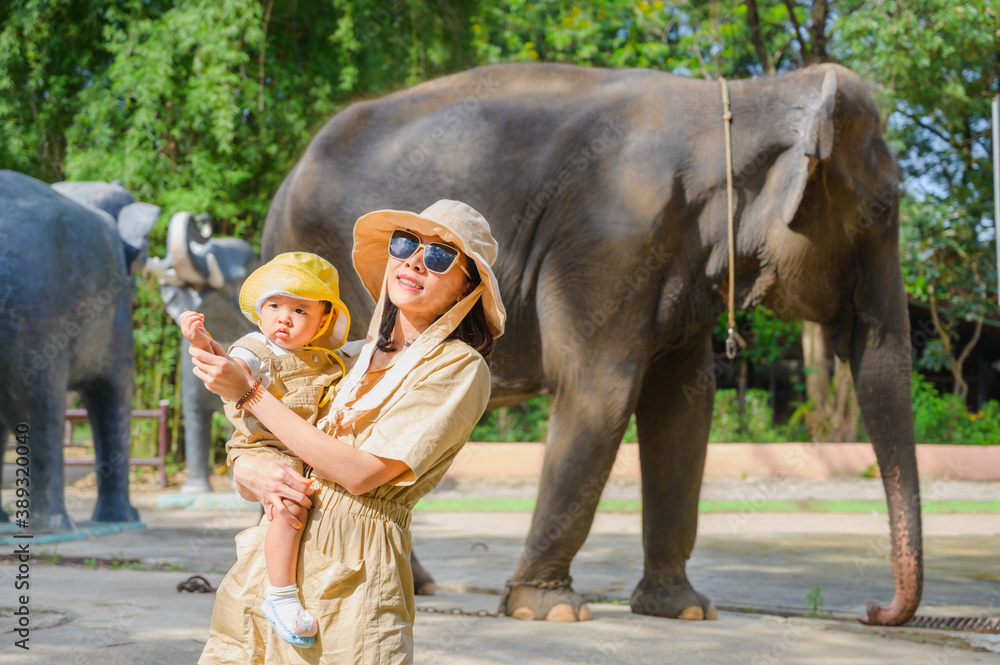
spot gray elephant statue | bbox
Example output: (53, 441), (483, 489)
(261, 63), (921, 626)
(0, 172), (159, 531)
(144, 213), (258, 492)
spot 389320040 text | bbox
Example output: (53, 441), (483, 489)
(11, 421), (32, 651)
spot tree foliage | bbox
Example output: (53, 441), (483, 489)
(1, 1), (997, 453)
(836, 0), (999, 396)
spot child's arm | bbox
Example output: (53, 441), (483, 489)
(179, 311), (215, 354)
(232, 357), (252, 376)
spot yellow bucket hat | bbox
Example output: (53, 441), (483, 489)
(238, 252), (351, 351)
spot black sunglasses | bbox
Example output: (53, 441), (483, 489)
(388, 229), (470, 277)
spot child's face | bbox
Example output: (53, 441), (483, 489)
(258, 295), (331, 351)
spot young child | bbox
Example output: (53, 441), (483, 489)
(180, 251), (350, 648)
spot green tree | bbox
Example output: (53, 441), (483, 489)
(836, 0), (999, 399)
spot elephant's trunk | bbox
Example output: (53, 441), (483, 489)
(848, 265), (922, 626)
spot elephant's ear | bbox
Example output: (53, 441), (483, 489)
(743, 68), (838, 228)
(118, 202), (161, 273)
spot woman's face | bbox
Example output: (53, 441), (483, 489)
(386, 230), (470, 325)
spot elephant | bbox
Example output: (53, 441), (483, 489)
(0, 171), (160, 530)
(144, 213), (258, 492)
(260, 62), (919, 626)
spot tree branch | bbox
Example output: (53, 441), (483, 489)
(259, 0), (274, 114)
(927, 285), (953, 359)
(898, 109), (959, 151)
(781, 0), (810, 62)
(809, 0), (830, 63)
(770, 34), (798, 70)
(692, 39), (714, 80)
(953, 314), (984, 400)
(745, 0), (772, 74)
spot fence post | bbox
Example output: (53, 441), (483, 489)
(158, 400), (170, 489)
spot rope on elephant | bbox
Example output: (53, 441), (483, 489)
(720, 76), (747, 360)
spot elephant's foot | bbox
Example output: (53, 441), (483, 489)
(501, 580), (593, 622)
(411, 551), (436, 596)
(413, 568), (436, 596)
(91, 496), (140, 523)
(30, 511), (77, 533)
(180, 478), (213, 493)
(630, 576), (717, 620)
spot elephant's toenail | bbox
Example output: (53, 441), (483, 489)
(678, 605), (705, 620)
(545, 603), (578, 622)
(512, 607), (535, 620)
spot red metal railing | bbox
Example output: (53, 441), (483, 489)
(63, 399), (170, 488)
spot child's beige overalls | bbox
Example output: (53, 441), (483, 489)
(223, 335), (343, 472)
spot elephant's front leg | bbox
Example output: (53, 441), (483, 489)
(410, 550), (436, 596)
(631, 334), (717, 620)
(82, 374), (139, 523)
(503, 372), (637, 622)
(179, 345), (216, 494)
(5, 362), (76, 531)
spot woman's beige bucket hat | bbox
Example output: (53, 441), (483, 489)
(326, 201), (505, 432)
(352, 199), (505, 337)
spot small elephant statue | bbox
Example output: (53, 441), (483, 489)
(0, 172), (160, 531)
(144, 213), (258, 492)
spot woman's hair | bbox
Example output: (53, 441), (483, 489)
(377, 258), (496, 364)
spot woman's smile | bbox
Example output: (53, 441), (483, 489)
(396, 273), (423, 291)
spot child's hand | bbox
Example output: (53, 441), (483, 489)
(179, 310), (214, 353)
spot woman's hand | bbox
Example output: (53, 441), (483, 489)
(189, 340), (253, 402)
(232, 456), (314, 528)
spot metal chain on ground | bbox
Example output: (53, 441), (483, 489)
(177, 575), (216, 593)
(414, 605), (500, 618)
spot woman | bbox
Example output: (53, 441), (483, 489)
(194, 199), (505, 665)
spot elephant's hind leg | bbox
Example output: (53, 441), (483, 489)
(631, 334), (717, 620)
(81, 377), (139, 523)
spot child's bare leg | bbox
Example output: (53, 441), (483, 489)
(264, 500), (309, 587)
(263, 500), (317, 640)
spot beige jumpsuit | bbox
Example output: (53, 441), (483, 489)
(199, 339), (491, 665)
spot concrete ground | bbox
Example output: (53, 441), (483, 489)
(1, 476), (999, 663)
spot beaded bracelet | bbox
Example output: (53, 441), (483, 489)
(236, 376), (262, 410)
